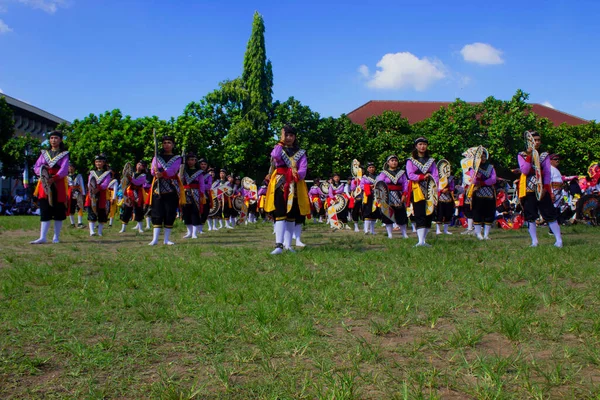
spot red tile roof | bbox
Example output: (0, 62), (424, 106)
(347, 100), (589, 127)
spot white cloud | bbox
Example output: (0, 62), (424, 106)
(0, 18), (11, 33)
(460, 43), (504, 65)
(17, 0), (67, 14)
(542, 101), (554, 109)
(358, 64), (370, 79)
(361, 52), (446, 91)
(0, 88), (3, 93)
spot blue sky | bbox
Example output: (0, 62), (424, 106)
(1, 0), (599, 123)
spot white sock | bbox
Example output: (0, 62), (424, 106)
(192, 225), (199, 238)
(78, 215), (83, 225)
(199, 224), (204, 233)
(31, 221), (51, 244)
(401, 225), (408, 238)
(436, 224), (441, 234)
(98, 223), (104, 236)
(364, 221), (369, 233)
(549, 221), (562, 246)
(424, 228), (429, 243)
(411, 223), (416, 233)
(528, 222), (538, 246)
(370, 220), (375, 234)
(274, 220), (285, 247)
(484, 224), (491, 238)
(52, 220), (63, 242)
(468, 218), (474, 230)
(295, 224), (305, 246)
(89, 222), (95, 235)
(164, 228), (174, 244)
(184, 225), (193, 238)
(109, 217), (114, 226)
(146, 217), (152, 229)
(219, 220), (223, 228)
(444, 224), (450, 234)
(354, 222), (359, 232)
(136, 222), (143, 231)
(385, 224), (393, 239)
(119, 223), (126, 233)
(149, 227), (160, 245)
(69, 215), (75, 225)
(474, 224), (482, 238)
(417, 228), (425, 244)
(284, 221), (294, 249)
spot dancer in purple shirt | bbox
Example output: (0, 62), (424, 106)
(517, 131), (562, 247)
(376, 155), (409, 239)
(119, 160), (148, 234)
(149, 135), (183, 246)
(406, 137), (439, 247)
(181, 152), (205, 239)
(469, 148), (497, 240)
(30, 130), (69, 244)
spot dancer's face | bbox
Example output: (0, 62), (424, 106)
(416, 142), (428, 154)
(388, 158), (398, 169)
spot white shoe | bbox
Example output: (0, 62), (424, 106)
(484, 236), (491, 240)
(476, 234), (484, 240)
(529, 243), (538, 248)
(148, 240), (158, 246)
(271, 246), (283, 255)
(30, 238), (47, 244)
(191, 235), (198, 239)
(165, 241), (175, 245)
(554, 242), (563, 248)
(445, 231), (453, 235)
(285, 247), (296, 253)
(183, 233), (192, 239)
(296, 240), (306, 248)
(461, 229), (473, 235)
(90, 232), (96, 237)
(52, 239), (60, 244)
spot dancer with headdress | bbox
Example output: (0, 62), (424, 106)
(198, 158), (212, 234)
(327, 173), (349, 228)
(180, 152), (205, 239)
(376, 155), (409, 239)
(435, 159), (455, 235)
(468, 147), (497, 240)
(148, 135), (185, 245)
(360, 162), (379, 234)
(67, 162), (86, 229)
(119, 160), (148, 233)
(86, 153), (112, 237)
(264, 124), (310, 254)
(349, 161), (364, 232)
(30, 130), (69, 244)
(407, 137), (439, 247)
(518, 131), (562, 247)
(308, 178), (325, 223)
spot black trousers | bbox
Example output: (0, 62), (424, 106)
(87, 206), (107, 223)
(522, 192), (558, 223)
(350, 202), (361, 222)
(273, 187), (303, 223)
(199, 194), (210, 224)
(382, 204), (408, 225)
(121, 204), (144, 223)
(362, 195), (380, 220)
(411, 193), (433, 229)
(151, 192), (179, 228)
(437, 201), (454, 223)
(472, 196), (496, 225)
(182, 202), (201, 226)
(39, 187), (66, 222)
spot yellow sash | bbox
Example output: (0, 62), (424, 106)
(518, 174), (527, 198)
(264, 170), (310, 215)
(412, 182), (425, 202)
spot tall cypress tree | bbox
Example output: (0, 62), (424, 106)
(242, 11), (273, 116)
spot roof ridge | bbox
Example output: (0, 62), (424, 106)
(531, 103), (589, 123)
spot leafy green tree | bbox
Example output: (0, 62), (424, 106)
(364, 110), (414, 168)
(0, 134), (42, 178)
(0, 96), (15, 154)
(58, 110), (171, 174)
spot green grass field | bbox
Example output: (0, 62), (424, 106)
(1, 216), (599, 399)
